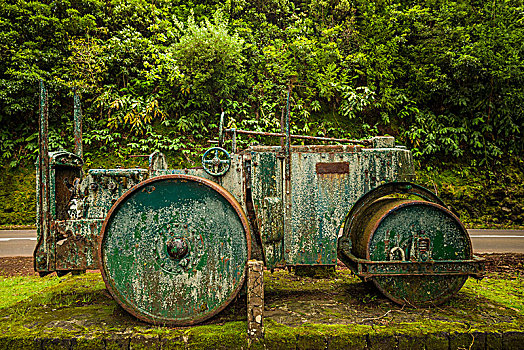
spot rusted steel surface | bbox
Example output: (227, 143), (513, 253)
(247, 141), (416, 269)
(249, 145), (362, 153)
(342, 252), (484, 277)
(81, 169), (148, 219)
(98, 175), (251, 325)
(316, 162), (350, 174)
(250, 151), (285, 268)
(338, 182), (481, 306)
(225, 128), (372, 145)
(35, 80), (51, 273)
(36, 87), (484, 324)
(55, 219), (102, 270)
(286, 148), (415, 267)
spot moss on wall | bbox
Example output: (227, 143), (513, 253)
(0, 167), (36, 227)
(0, 270), (522, 349)
(416, 158), (523, 229)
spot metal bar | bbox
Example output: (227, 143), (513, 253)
(285, 88), (291, 156)
(283, 86), (292, 265)
(232, 129), (237, 153)
(280, 107), (285, 148)
(35, 81), (44, 270)
(342, 251), (485, 277)
(218, 112), (225, 148)
(37, 80), (51, 271)
(225, 128), (370, 145)
(73, 88), (83, 159)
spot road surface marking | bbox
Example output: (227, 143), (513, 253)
(470, 235), (524, 238)
(0, 238), (37, 242)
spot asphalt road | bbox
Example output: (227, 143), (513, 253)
(0, 230), (37, 257)
(0, 229), (523, 257)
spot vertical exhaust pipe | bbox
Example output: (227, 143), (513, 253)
(73, 88), (83, 159)
(35, 80), (51, 272)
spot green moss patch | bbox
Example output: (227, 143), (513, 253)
(0, 167), (36, 226)
(416, 158), (524, 229)
(0, 269), (522, 349)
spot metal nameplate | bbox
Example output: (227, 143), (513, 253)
(316, 162), (349, 174)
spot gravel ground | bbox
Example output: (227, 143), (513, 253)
(0, 253), (522, 277)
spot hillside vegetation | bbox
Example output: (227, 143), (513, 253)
(1, 0), (522, 166)
(0, 0), (522, 227)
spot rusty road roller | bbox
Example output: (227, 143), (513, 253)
(35, 82), (484, 325)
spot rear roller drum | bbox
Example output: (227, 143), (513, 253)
(340, 183), (473, 307)
(98, 175), (251, 325)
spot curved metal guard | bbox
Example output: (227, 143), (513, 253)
(202, 147), (231, 176)
(338, 182), (446, 254)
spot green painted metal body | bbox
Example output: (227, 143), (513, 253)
(36, 141), (416, 272)
(35, 83), (483, 324)
(249, 143), (415, 269)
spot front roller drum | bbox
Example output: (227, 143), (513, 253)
(98, 174), (251, 325)
(339, 183), (478, 307)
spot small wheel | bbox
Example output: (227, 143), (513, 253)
(202, 147), (231, 176)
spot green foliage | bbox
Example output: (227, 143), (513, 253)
(174, 11), (246, 109)
(0, 0), (522, 167)
(0, 167), (36, 226)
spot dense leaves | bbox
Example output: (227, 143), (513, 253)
(0, 0), (522, 167)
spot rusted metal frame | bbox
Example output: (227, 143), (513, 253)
(73, 88), (83, 159)
(341, 251), (484, 277)
(243, 156), (265, 263)
(224, 128), (371, 145)
(36, 80), (52, 271)
(280, 107), (285, 148)
(232, 129), (237, 153)
(54, 218), (103, 270)
(283, 87), (292, 267)
(218, 111), (225, 148)
(88, 169), (147, 178)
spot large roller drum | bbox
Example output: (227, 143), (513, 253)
(339, 183), (478, 307)
(98, 174), (251, 325)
